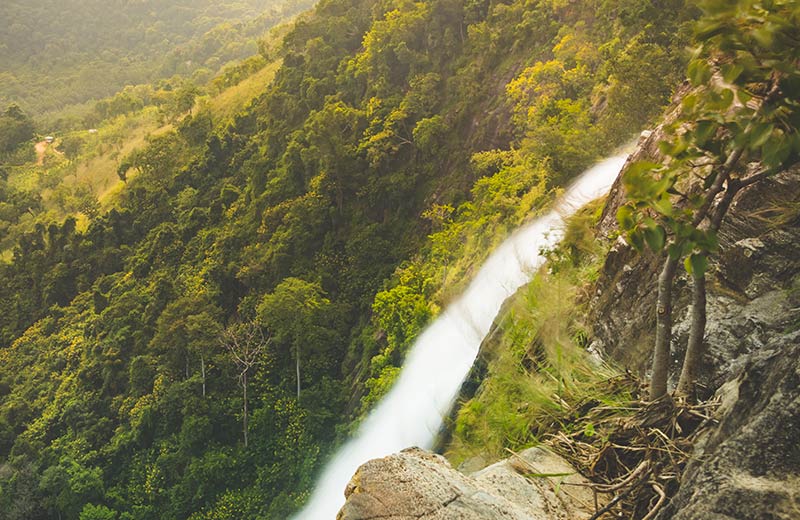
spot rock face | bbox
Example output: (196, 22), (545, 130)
(338, 447), (595, 520)
(655, 332), (800, 520)
(591, 158), (800, 397)
(590, 117), (800, 517)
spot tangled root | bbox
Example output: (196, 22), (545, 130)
(548, 377), (718, 519)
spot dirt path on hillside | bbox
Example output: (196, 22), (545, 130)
(35, 141), (47, 165)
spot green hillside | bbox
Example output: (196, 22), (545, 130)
(0, 0), (313, 118)
(7, 0), (795, 518)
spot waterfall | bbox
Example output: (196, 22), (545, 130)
(295, 154), (629, 519)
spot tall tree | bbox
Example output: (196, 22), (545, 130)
(0, 104), (34, 156)
(257, 277), (332, 402)
(220, 321), (269, 447)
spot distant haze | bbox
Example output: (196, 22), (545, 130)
(0, 0), (312, 116)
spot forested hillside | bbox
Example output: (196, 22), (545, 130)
(0, 0), (697, 518)
(0, 0), (314, 118)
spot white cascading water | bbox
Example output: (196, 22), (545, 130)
(295, 153), (629, 519)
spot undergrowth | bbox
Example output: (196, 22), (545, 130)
(549, 394), (716, 519)
(445, 199), (635, 466)
(443, 200), (724, 519)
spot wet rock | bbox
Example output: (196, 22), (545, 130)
(338, 447), (595, 520)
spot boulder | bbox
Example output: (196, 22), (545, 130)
(338, 447), (596, 520)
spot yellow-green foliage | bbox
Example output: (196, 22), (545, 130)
(359, 151), (553, 409)
(0, 56), (281, 258)
(204, 60), (281, 124)
(446, 206), (627, 466)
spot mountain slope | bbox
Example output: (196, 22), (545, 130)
(0, 0), (696, 518)
(0, 0), (313, 117)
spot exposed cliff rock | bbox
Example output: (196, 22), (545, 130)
(590, 113), (800, 517)
(338, 447), (595, 520)
(655, 331), (800, 520)
(591, 154), (800, 397)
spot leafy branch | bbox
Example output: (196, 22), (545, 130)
(617, 0), (800, 400)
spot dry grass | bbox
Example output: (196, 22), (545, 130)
(60, 108), (171, 207)
(549, 392), (718, 519)
(205, 60), (281, 123)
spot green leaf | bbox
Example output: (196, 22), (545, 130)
(698, 230), (719, 252)
(719, 88), (734, 110)
(790, 132), (800, 155)
(737, 89), (752, 105)
(752, 27), (774, 49)
(643, 225), (666, 252)
(722, 63), (744, 83)
(749, 122), (775, 149)
(682, 93), (698, 112)
(684, 253), (708, 277)
(693, 120), (717, 146)
(688, 59), (712, 86)
(694, 20), (727, 40)
(659, 136), (690, 158)
(622, 161), (663, 199)
(762, 131), (791, 168)
(653, 194), (674, 216)
(616, 205), (635, 229)
(625, 161), (661, 179)
(628, 230), (645, 252)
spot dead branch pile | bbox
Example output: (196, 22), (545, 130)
(548, 377), (718, 519)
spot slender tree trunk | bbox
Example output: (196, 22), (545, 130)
(200, 354), (206, 398)
(650, 254), (680, 400)
(650, 156), (739, 400)
(296, 343), (301, 402)
(676, 268), (706, 397)
(243, 371), (248, 448)
(676, 181), (741, 398)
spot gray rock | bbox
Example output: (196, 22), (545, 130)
(655, 332), (800, 520)
(338, 447), (596, 520)
(589, 134), (800, 519)
(590, 162), (800, 397)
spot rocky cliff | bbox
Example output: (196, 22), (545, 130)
(592, 128), (800, 399)
(589, 124), (800, 519)
(337, 118), (800, 516)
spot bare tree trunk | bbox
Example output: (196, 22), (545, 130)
(676, 268), (706, 397)
(650, 254), (679, 400)
(676, 180), (742, 398)
(243, 371), (248, 448)
(649, 155), (741, 400)
(296, 343), (301, 402)
(200, 354), (206, 398)
(220, 321), (267, 448)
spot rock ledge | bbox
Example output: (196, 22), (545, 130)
(338, 446), (595, 520)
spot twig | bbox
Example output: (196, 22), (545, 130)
(595, 460), (650, 492)
(586, 479), (643, 520)
(641, 483), (667, 520)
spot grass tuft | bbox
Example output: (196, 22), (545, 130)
(445, 199), (633, 466)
